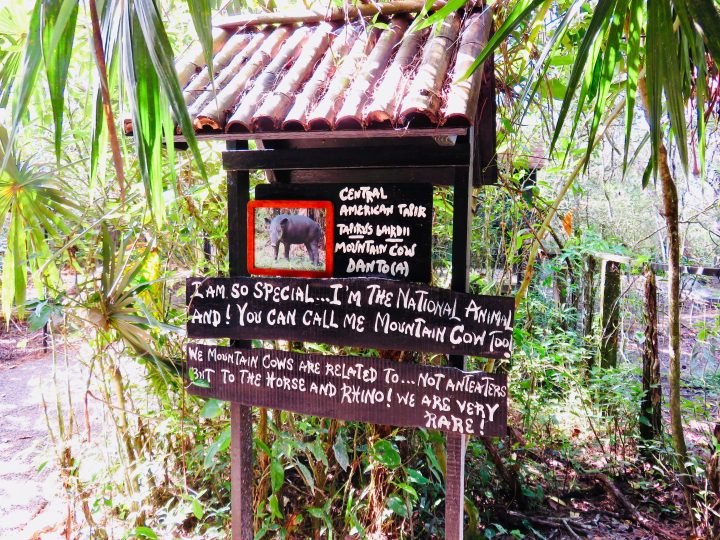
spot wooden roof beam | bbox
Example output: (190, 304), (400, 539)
(214, 1), (448, 29)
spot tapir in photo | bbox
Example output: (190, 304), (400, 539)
(265, 214), (323, 265)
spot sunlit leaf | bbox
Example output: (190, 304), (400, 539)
(41, 0), (78, 161)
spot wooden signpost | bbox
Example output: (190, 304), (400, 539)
(186, 119), (504, 538)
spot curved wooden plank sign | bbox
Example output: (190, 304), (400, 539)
(187, 344), (507, 436)
(186, 276), (514, 358)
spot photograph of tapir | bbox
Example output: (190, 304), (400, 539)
(248, 200), (334, 277)
(266, 213), (323, 265)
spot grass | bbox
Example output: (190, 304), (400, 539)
(254, 233), (326, 272)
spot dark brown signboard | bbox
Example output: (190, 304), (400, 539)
(187, 344), (508, 437)
(255, 183), (433, 283)
(186, 276), (514, 358)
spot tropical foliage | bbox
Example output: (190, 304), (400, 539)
(0, 0), (719, 538)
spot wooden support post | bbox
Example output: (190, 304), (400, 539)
(640, 266), (662, 442)
(600, 260), (621, 369)
(446, 129), (474, 540)
(582, 255), (597, 369)
(582, 256), (597, 337)
(227, 140), (254, 540)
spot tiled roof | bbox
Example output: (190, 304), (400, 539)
(170, 6), (492, 135)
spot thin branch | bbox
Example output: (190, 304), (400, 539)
(89, 0), (126, 203)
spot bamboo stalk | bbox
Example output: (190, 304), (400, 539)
(183, 32), (253, 105)
(176, 28), (231, 88)
(364, 25), (427, 126)
(188, 30), (269, 118)
(282, 25), (358, 131)
(194, 26), (291, 131)
(442, 9), (492, 125)
(307, 27), (379, 130)
(226, 27), (312, 132)
(214, 1), (448, 28)
(399, 12), (461, 125)
(336, 17), (409, 129)
(252, 23), (335, 131)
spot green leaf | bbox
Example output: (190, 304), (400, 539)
(584, 0), (626, 168)
(268, 493), (282, 519)
(296, 461), (315, 492)
(185, 0), (214, 82)
(685, 0), (720, 70)
(4, 0), (41, 172)
(407, 468), (429, 485)
(332, 435), (349, 471)
(132, 0), (207, 180)
(121, 1), (166, 223)
(132, 527), (158, 540)
(646, 0), (664, 180)
(28, 301), (52, 331)
(270, 460), (284, 493)
(189, 369), (210, 389)
(372, 440), (401, 469)
(658, 0), (689, 173)
(386, 495), (409, 518)
(192, 497), (204, 521)
(413, 0), (467, 31)
(641, 157), (653, 188)
(514, 0), (583, 122)
(461, 0), (547, 81)
(90, 0), (121, 187)
(200, 398), (223, 419)
(550, 0), (618, 154)
(306, 507), (325, 519)
(41, 0), (78, 162)
(203, 425), (231, 468)
(624, 0), (643, 173)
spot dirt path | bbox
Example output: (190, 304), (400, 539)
(0, 328), (90, 540)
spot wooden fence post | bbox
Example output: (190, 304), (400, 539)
(582, 255), (597, 368)
(640, 266), (662, 442)
(599, 260), (621, 369)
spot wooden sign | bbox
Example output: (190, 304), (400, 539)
(187, 276), (514, 358)
(254, 183), (433, 283)
(187, 344), (508, 437)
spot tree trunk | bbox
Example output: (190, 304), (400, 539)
(640, 266), (662, 443)
(657, 141), (689, 465)
(637, 76), (691, 508)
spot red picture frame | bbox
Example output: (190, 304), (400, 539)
(248, 200), (334, 278)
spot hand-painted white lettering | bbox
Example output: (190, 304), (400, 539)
(397, 203), (427, 218)
(449, 325), (486, 346)
(375, 224), (410, 238)
(337, 222), (374, 236)
(335, 240), (388, 255)
(343, 313), (365, 332)
(301, 309), (339, 329)
(339, 204), (394, 217)
(338, 186), (388, 203)
(366, 284), (394, 306)
(374, 313), (447, 342)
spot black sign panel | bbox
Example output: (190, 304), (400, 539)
(186, 277), (514, 358)
(255, 183), (433, 283)
(187, 344), (508, 436)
